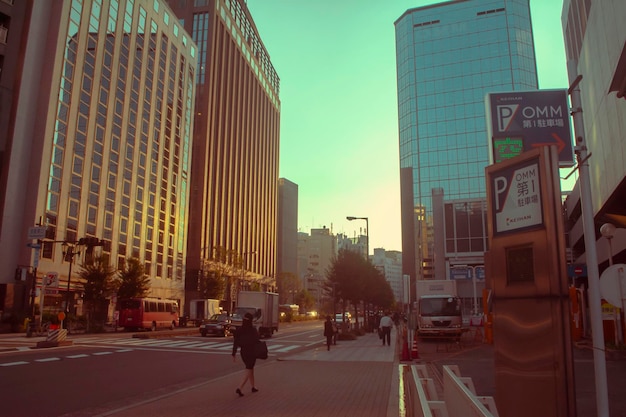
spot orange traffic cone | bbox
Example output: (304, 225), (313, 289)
(411, 332), (420, 359)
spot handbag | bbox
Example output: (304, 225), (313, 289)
(378, 328), (383, 339)
(255, 340), (268, 360)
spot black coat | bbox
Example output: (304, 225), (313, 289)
(324, 320), (335, 337)
(232, 323), (260, 367)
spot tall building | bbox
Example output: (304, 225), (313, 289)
(562, 0), (626, 273)
(297, 227), (337, 308)
(0, 0), (197, 314)
(166, 0), (280, 309)
(277, 177), (298, 278)
(395, 0), (538, 294)
(372, 248), (403, 305)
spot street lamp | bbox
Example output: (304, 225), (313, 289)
(600, 223), (616, 266)
(62, 241), (77, 315)
(600, 223), (622, 345)
(346, 216), (369, 259)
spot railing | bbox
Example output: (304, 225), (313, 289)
(401, 363), (499, 417)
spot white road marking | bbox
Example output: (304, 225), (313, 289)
(35, 357), (61, 362)
(1, 361), (29, 367)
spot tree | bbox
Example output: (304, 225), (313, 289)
(295, 289), (315, 312)
(77, 256), (116, 332)
(197, 265), (226, 300)
(115, 257), (151, 300)
(277, 272), (300, 304)
(201, 247), (243, 311)
(324, 249), (395, 330)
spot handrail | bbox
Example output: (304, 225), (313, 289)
(443, 365), (498, 417)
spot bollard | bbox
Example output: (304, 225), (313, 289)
(411, 331), (420, 359)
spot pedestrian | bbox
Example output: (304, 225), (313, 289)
(232, 312), (260, 396)
(323, 315), (335, 351)
(379, 311), (394, 346)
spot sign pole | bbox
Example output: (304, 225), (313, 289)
(568, 67), (609, 417)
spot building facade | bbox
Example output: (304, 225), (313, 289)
(395, 0), (538, 297)
(371, 248), (403, 306)
(297, 227), (337, 308)
(0, 0), (197, 315)
(562, 0), (626, 270)
(277, 177), (298, 279)
(167, 0), (281, 310)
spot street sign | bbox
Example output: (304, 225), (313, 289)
(45, 272), (59, 288)
(489, 156), (543, 235)
(567, 264), (587, 277)
(28, 226), (47, 240)
(486, 89), (574, 166)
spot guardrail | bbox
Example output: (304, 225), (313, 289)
(401, 364), (499, 417)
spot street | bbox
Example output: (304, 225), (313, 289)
(0, 321), (326, 417)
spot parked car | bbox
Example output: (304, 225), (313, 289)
(334, 313), (352, 331)
(199, 313), (231, 337)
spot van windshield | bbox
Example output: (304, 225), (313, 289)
(232, 307), (256, 319)
(420, 298), (461, 317)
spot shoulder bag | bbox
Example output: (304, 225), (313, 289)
(255, 340), (268, 360)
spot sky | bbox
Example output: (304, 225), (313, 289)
(245, 0), (571, 253)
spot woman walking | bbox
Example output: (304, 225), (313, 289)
(323, 315), (335, 351)
(232, 312), (260, 396)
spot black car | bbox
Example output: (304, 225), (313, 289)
(199, 313), (231, 337)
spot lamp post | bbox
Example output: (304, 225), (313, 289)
(600, 223), (622, 345)
(346, 216), (369, 259)
(62, 242), (77, 315)
(600, 223), (616, 266)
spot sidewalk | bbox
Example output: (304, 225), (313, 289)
(64, 328), (401, 417)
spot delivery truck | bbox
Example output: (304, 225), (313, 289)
(231, 291), (279, 338)
(415, 280), (463, 337)
(188, 298), (221, 326)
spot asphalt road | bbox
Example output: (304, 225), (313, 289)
(0, 320), (326, 417)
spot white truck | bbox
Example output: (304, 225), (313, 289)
(415, 280), (463, 337)
(188, 299), (221, 326)
(231, 291), (279, 338)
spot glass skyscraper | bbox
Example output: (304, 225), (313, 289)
(395, 0), (538, 282)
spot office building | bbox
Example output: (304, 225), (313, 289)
(166, 0), (281, 308)
(297, 227), (337, 307)
(395, 0), (538, 297)
(371, 249), (403, 305)
(277, 177), (298, 281)
(562, 0), (626, 274)
(0, 0), (197, 314)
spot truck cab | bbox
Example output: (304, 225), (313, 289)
(417, 294), (462, 337)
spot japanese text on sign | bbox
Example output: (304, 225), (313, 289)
(492, 160), (543, 234)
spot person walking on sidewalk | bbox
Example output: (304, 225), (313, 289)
(232, 313), (260, 396)
(379, 312), (394, 346)
(323, 315), (335, 351)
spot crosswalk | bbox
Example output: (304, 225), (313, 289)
(73, 336), (303, 354)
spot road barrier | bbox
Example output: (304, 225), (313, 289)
(400, 363), (499, 417)
(46, 329), (67, 343)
